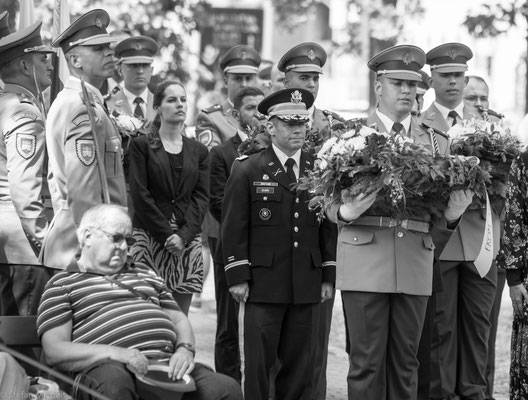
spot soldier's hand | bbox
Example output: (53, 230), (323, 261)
(321, 282), (334, 303)
(165, 234), (184, 254)
(229, 282), (249, 303)
(444, 189), (474, 223)
(338, 191), (378, 222)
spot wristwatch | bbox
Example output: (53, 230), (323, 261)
(176, 342), (196, 357)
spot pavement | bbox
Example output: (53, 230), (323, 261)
(189, 270), (509, 400)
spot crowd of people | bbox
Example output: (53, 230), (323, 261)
(0, 5), (525, 400)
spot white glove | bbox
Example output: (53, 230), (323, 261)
(338, 191), (378, 222)
(444, 189), (474, 223)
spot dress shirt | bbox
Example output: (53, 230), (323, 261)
(375, 110), (411, 136)
(434, 101), (464, 125)
(272, 144), (301, 180)
(123, 87), (149, 117)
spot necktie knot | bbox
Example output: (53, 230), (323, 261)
(448, 110), (459, 126)
(391, 122), (404, 136)
(133, 97), (145, 119)
(285, 158), (296, 184)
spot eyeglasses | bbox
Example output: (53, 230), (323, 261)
(91, 227), (136, 246)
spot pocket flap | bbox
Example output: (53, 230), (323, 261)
(106, 138), (119, 153)
(422, 235), (435, 250)
(341, 230), (374, 245)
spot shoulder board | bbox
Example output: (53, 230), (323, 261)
(322, 109), (346, 123)
(16, 92), (35, 105)
(236, 155), (249, 161)
(202, 104), (223, 114)
(420, 122), (448, 139)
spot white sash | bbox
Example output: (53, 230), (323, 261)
(473, 193), (494, 278)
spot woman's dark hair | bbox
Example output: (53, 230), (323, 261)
(148, 80), (186, 148)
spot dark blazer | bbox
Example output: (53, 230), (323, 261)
(221, 146), (337, 304)
(129, 134), (209, 245)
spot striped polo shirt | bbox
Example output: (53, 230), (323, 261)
(37, 260), (180, 361)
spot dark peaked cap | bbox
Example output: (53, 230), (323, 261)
(0, 11), (11, 39)
(52, 9), (114, 53)
(258, 88), (314, 122)
(219, 45), (261, 74)
(368, 44), (426, 82)
(426, 42), (473, 73)
(0, 21), (54, 66)
(115, 36), (158, 64)
(277, 42), (327, 74)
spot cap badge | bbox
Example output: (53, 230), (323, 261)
(240, 51), (247, 60)
(134, 43), (142, 51)
(291, 90), (302, 104)
(307, 49), (316, 61)
(95, 18), (104, 29)
(448, 49), (457, 60)
(402, 52), (413, 65)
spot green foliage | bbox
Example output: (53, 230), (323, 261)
(463, 1), (520, 38)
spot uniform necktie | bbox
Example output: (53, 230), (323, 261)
(285, 158), (296, 184)
(391, 122), (405, 136)
(448, 110), (459, 126)
(133, 97), (145, 119)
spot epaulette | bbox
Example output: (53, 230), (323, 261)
(421, 122), (448, 139)
(16, 92), (34, 105)
(322, 109), (346, 123)
(236, 155), (249, 161)
(202, 104), (223, 114)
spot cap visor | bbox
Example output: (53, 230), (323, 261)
(120, 56), (154, 64)
(382, 71), (421, 82)
(274, 115), (309, 122)
(287, 65), (323, 74)
(431, 65), (468, 73)
(30, 45), (56, 54)
(224, 65), (258, 74)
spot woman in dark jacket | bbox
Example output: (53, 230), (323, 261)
(129, 80), (209, 314)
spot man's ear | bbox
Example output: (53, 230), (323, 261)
(266, 120), (275, 136)
(232, 108), (240, 121)
(374, 80), (382, 97)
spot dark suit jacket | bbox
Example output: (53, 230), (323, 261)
(128, 134), (209, 245)
(221, 146), (337, 304)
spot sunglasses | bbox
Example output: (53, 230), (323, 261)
(92, 227), (136, 246)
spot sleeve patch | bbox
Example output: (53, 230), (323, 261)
(12, 112), (38, 122)
(16, 133), (36, 159)
(72, 114), (99, 127)
(197, 130), (213, 146)
(76, 139), (96, 166)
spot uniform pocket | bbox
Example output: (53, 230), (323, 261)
(341, 230), (375, 246)
(105, 138), (120, 178)
(249, 246), (274, 268)
(251, 187), (281, 225)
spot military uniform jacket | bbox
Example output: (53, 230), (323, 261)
(0, 84), (48, 264)
(42, 77), (127, 269)
(326, 112), (453, 296)
(106, 89), (156, 123)
(419, 103), (498, 262)
(195, 100), (238, 149)
(221, 146), (337, 304)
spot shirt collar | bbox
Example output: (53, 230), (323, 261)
(123, 87), (149, 106)
(375, 109), (411, 135)
(434, 101), (464, 121)
(272, 143), (301, 169)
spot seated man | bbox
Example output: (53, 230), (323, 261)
(37, 204), (242, 400)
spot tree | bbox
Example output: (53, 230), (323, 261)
(462, 1), (528, 112)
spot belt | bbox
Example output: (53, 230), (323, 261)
(355, 216), (430, 233)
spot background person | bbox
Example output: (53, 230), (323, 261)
(37, 204), (242, 400)
(128, 80), (209, 315)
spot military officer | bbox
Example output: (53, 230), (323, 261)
(421, 43), (498, 400)
(41, 9), (127, 270)
(221, 88), (337, 400)
(278, 42), (344, 141)
(328, 44), (472, 400)
(107, 35), (158, 122)
(209, 86), (265, 381)
(0, 21), (54, 316)
(463, 74), (503, 123)
(412, 70), (430, 117)
(195, 45), (261, 149)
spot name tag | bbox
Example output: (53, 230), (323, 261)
(253, 182), (278, 187)
(256, 187), (275, 194)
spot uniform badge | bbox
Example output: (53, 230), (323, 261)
(240, 51), (247, 60)
(307, 49), (316, 61)
(448, 49), (457, 60)
(16, 133), (36, 159)
(76, 139), (96, 166)
(259, 208), (271, 221)
(291, 90), (302, 103)
(262, 174), (269, 181)
(95, 17), (104, 29)
(135, 43), (142, 51)
(197, 130), (213, 146)
(402, 52), (413, 65)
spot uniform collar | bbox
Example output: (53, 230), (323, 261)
(433, 100), (464, 122)
(69, 76), (105, 105)
(272, 143), (301, 170)
(375, 109), (411, 135)
(3, 83), (37, 102)
(123, 87), (149, 105)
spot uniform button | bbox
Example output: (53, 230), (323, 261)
(353, 237), (358, 242)
(295, 198), (299, 203)
(294, 242), (298, 247)
(294, 226), (299, 232)
(171, 200), (175, 204)
(397, 232), (404, 238)
(294, 212), (299, 218)
(263, 196), (268, 201)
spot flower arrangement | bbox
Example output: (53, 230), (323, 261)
(298, 119), (489, 220)
(110, 110), (145, 138)
(449, 119), (522, 214)
(237, 124), (272, 157)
